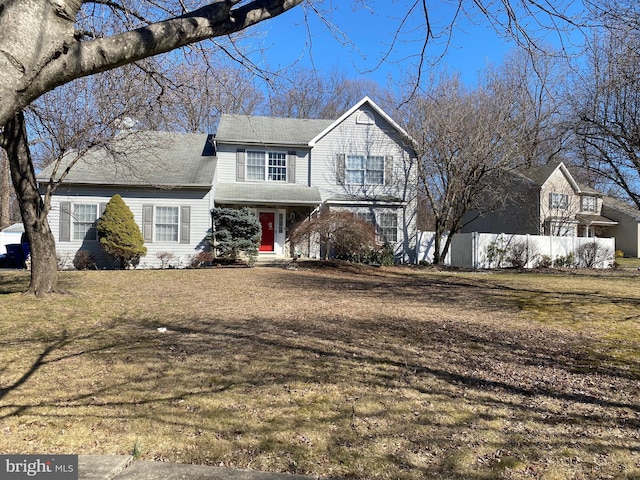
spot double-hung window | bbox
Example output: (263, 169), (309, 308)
(73, 204), (98, 240)
(549, 193), (569, 210)
(346, 155), (384, 185)
(581, 196), (597, 212)
(155, 206), (179, 242)
(246, 151), (287, 181)
(355, 211), (398, 243)
(379, 212), (398, 243)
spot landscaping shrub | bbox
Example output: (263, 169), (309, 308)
(210, 207), (261, 264)
(156, 251), (176, 269)
(190, 251), (214, 268)
(485, 239), (508, 268)
(553, 252), (575, 268)
(575, 241), (613, 268)
(73, 250), (97, 270)
(289, 210), (376, 261)
(507, 239), (538, 269)
(96, 194), (147, 269)
(534, 255), (552, 269)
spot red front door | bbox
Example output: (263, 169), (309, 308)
(259, 212), (275, 252)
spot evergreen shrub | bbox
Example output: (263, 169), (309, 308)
(210, 207), (261, 264)
(96, 194), (147, 269)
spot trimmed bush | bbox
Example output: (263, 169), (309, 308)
(210, 207), (261, 264)
(96, 194), (147, 269)
(73, 250), (97, 270)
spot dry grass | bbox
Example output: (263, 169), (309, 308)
(0, 263), (639, 479)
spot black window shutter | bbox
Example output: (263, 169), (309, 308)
(336, 153), (345, 185)
(385, 156), (393, 185)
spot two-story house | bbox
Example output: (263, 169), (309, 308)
(461, 162), (640, 256)
(38, 97), (418, 268)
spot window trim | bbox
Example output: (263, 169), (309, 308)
(549, 192), (569, 211)
(345, 155), (385, 186)
(378, 212), (398, 243)
(72, 203), (99, 241)
(59, 201), (107, 243)
(142, 204), (191, 244)
(356, 110), (375, 125)
(355, 211), (398, 244)
(581, 196), (597, 213)
(245, 150), (288, 182)
(155, 206), (180, 242)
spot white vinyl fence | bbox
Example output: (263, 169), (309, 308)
(417, 231), (615, 269)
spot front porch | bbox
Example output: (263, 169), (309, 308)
(214, 182), (322, 259)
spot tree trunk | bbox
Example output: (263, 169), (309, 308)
(3, 111), (59, 295)
(0, 149), (10, 229)
(433, 221), (444, 265)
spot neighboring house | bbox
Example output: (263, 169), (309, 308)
(601, 197), (640, 257)
(37, 97), (418, 268)
(0, 222), (25, 254)
(461, 162), (640, 256)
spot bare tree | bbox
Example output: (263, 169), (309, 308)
(486, 49), (570, 168)
(0, 0), (303, 295)
(267, 67), (380, 119)
(402, 73), (518, 264)
(571, 24), (640, 208)
(158, 59), (265, 132)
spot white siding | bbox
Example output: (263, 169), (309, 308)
(49, 186), (212, 269)
(215, 144), (311, 186)
(310, 107), (415, 200)
(309, 106), (418, 262)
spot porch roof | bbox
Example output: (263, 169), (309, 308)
(214, 183), (322, 206)
(576, 214), (618, 226)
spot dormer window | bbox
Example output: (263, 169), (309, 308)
(581, 196), (597, 212)
(356, 110), (375, 125)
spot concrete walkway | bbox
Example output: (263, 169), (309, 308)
(78, 455), (326, 480)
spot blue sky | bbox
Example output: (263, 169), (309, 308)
(250, 2), (527, 88)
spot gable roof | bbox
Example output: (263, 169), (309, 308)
(519, 162), (584, 193)
(215, 97), (414, 152)
(216, 115), (332, 147)
(308, 96), (412, 147)
(37, 131), (216, 188)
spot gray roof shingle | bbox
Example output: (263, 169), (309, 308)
(216, 115), (333, 147)
(37, 131), (215, 188)
(215, 183), (321, 206)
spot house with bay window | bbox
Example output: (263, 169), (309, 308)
(38, 97), (418, 268)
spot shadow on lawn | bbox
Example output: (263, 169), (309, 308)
(153, 316), (640, 414)
(2, 305), (639, 478)
(1, 265), (639, 478)
(0, 271), (82, 295)
(134, 313), (640, 476)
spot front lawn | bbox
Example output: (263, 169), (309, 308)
(0, 264), (638, 479)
